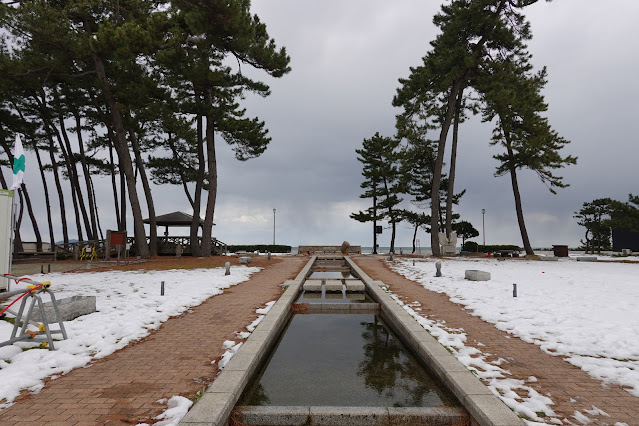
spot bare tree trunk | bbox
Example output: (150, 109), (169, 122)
(89, 49), (149, 257)
(57, 106), (93, 240)
(0, 139), (42, 250)
(190, 113), (205, 257)
(46, 127), (69, 244)
(505, 138), (533, 255)
(88, 177), (104, 240)
(372, 192), (378, 254)
(412, 224), (418, 254)
(201, 93), (217, 257)
(127, 123), (157, 256)
(20, 183), (43, 251)
(445, 89), (463, 238)
(430, 81), (463, 256)
(0, 165), (7, 189)
(119, 162), (126, 231)
(34, 145), (55, 248)
(13, 189), (24, 254)
(72, 106), (98, 238)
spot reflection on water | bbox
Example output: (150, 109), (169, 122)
(238, 314), (457, 407)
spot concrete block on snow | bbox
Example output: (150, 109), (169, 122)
(464, 270), (491, 281)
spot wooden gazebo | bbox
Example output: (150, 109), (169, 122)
(142, 212), (225, 255)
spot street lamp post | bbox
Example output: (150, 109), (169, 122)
(273, 208), (276, 245)
(482, 208), (486, 247)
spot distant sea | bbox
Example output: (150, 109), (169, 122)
(290, 246), (435, 255)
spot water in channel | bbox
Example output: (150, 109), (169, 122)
(238, 313), (457, 408)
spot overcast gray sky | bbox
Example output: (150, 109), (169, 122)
(7, 0), (639, 250)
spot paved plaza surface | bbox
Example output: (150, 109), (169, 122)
(0, 256), (306, 425)
(1, 254), (637, 425)
(353, 255), (639, 425)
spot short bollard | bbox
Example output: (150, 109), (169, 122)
(161, 281), (165, 296)
(389, 253), (394, 261)
(47, 264), (51, 273)
(513, 283), (517, 297)
(413, 259), (415, 266)
(86, 260), (91, 270)
(225, 262), (231, 276)
(267, 251), (271, 261)
(41, 265), (44, 274)
(435, 261), (442, 277)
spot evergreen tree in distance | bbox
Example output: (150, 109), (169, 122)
(351, 133), (403, 254)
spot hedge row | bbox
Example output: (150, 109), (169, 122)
(227, 245), (292, 253)
(462, 241), (521, 252)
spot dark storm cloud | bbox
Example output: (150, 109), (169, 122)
(8, 1), (638, 249)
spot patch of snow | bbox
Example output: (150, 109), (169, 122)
(573, 410), (592, 424)
(152, 395), (193, 426)
(391, 259), (639, 397)
(0, 266), (259, 410)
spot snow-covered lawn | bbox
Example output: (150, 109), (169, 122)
(0, 266), (259, 410)
(389, 257), (639, 424)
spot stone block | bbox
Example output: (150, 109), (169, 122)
(31, 296), (96, 323)
(303, 280), (322, 292)
(324, 280), (343, 292)
(238, 256), (251, 265)
(345, 280), (365, 292)
(464, 270), (491, 281)
(538, 256), (558, 261)
(576, 256), (597, 262)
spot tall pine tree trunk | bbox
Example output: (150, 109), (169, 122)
(119, 162), (127, 231)
(89, 49), (149, 258)
(128, 124), (157, 256)
(57, 107), (93, 240)
(505, 138), (533, 255)
(72, 107), (98, 238)
(190, 114), (206, 257)
(430, 81), (463, 256)
(372, 192), (378, 254)
(13, 189), (24, 254)
(412, 224), (418, 254)
(46, 127), (69, 245)
(34, 144), (55, 248)
(445, 89), (463, 239)
(201, 93), (217, 257)
(0, 139), (42, 251)
(20, 183), (42, 251)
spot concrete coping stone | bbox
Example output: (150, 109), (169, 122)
(302, 280), (322, 292)
(345, 280), (365, 292)
(238, 256), (252, 265)
(576, 256), (598, 262)
(234, 405), (469, 426)
(538, 256), (559, 261)
(464, 270), (491, 281)
(324, 280), (344, 292)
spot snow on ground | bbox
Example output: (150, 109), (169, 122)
(0, 266), (259, 410)
(388, 257), (639, 424)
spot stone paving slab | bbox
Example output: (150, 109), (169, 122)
(0, 257), (306, 426)
(353, 256), (639, 425)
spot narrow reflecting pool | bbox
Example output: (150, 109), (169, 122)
(238, 313), (457, 407)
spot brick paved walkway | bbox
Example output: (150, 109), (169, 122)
(353, 256), (639, 426)
(0, 256), (306, 425)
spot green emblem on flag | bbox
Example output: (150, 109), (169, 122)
(13, 154), (25, 174)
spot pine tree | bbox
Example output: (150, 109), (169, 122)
(351, 133), (403, 253)
(394, 0), (545, 255)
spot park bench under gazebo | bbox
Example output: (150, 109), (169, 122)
(143, 211), (226, 255)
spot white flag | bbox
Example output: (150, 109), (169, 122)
(10, 134), (25, 190)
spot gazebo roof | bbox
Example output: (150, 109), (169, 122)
(143, 211), (209, 227)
